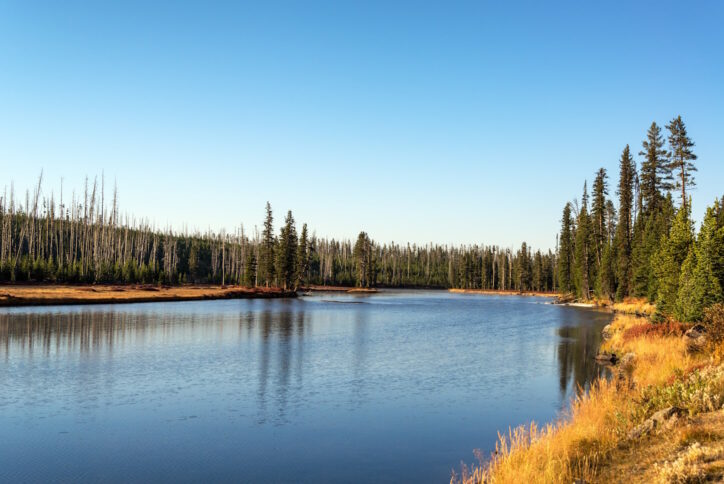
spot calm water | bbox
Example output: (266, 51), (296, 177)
(0, 290), (611, 483)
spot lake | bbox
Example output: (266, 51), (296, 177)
(0, 290), (612, 483)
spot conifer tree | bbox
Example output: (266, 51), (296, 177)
(575, 182), (593, 299)
(558, 203), (574, 294)
(653, 203), (694, 316)
(666, 115), (697, 211)
(275, 210), (298, 290)
(244, 250), (257, 287)
(260, 202), (275, 287)
(639, 122), (670, 214)
(354, 231), (374, 288)
(675, 201), (724, 321)
(295, 223), (309, 290)
(591, 168), (608, 269)
(615, 145), (636, 300)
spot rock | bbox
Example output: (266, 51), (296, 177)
(628, 406), (683, 440)
(616, 352), (636, 389)
(602, 323), (614, 340)
(595, 352), (618, 365)
(684, 324), (707, 353)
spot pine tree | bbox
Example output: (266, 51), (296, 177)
(639, 121), (670, 214)
(260, 202), (275, 287)
(615, 145), (636, 300)
(653, 203), (694, 317)
(353, 231), (374, 287)
(666, 115), (697, 211)
(244, 250), (257, 287)
(558, 203), (574, 294)
(574, 182), (593, 299)
(591, 168), (608, 270)
(675, 201), (724, 321)
(295, 223), (309, 290)
(275, 210), (298, 290)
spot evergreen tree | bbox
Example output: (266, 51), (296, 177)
(591, 168), (608, 270)
(639, 121), (670, 214)
(295, 223), (309, 290)
(558, 203), (574, 294)
(353, 231), (374, 287)
(244, 250), (257, 287)
(574, 182), (593, 299)
(516, 242), (531, 291)
(653, 203), (694, 317)
(666, 115), (697, 211)
(615, 145), (636, 300)
(675, 201), (724, 321)
(275, 210), (298, 290)
(260, 202), (275, 287)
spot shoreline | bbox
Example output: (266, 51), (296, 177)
(303, 285), (379, 294)
(0, 284), (297, 308)
(448, 288), (559, 298)
(458, 305), (724, 482)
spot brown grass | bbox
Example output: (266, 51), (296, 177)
(612, 297), (657, 317)
(622, 322), (692, 343)
(0, 284), (296, 307)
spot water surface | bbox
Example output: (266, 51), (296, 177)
(0, 290), (611, 482)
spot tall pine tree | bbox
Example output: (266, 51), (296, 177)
(574, 182), (593, 300)
(260, 202), (276, 287)
(614, 145), (636, 300)
(558, 203), (575, 295)
(666, 115), (697, 212)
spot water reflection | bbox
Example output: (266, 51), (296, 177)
(0, 295), (612, 483)
(555, 308), (609, 401)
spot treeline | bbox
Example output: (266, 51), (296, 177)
(0, 176), (555, 291)
(558, 115), (724, 321)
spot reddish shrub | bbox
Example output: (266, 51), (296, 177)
(622, 322), (692, 342)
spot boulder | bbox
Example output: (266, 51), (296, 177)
(595, 352), (618, 365)
(684, 324), (707, 353)
(601, 323), (614, 340)
(628, 406), (683, 440)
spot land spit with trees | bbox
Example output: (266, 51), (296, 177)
(0, 178), (559, 306)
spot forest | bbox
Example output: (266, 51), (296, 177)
(1, 115), (721, 323)
(0, 177), (554, 292)
(557, 115), (724, 322)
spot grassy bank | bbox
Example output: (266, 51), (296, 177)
(454, 303), (724, 483)
(0, 284), (297, 307)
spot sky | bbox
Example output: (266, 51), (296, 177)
(1, 1), (722, 250)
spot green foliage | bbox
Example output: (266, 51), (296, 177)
(638, 368), (724, 419)
(275, 210), (298, 290)
(558, 202), (574, 294)
(615, 145), (636, 300)
(675, 203), (724, 321)
(653, 204), (694, 317)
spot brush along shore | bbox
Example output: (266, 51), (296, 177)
(0, 284), (297, 307)
(454, 302), (724, 484)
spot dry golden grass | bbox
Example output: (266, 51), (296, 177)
(0, 284), (295, 306)
(454, 313), (721, 484)
(612, 297), (657, 317)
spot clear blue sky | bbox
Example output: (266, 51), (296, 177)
(1, 1), (722, 250)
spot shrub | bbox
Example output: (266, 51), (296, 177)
(703, 303), (724, 345)
(622, 322), (692, 343)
